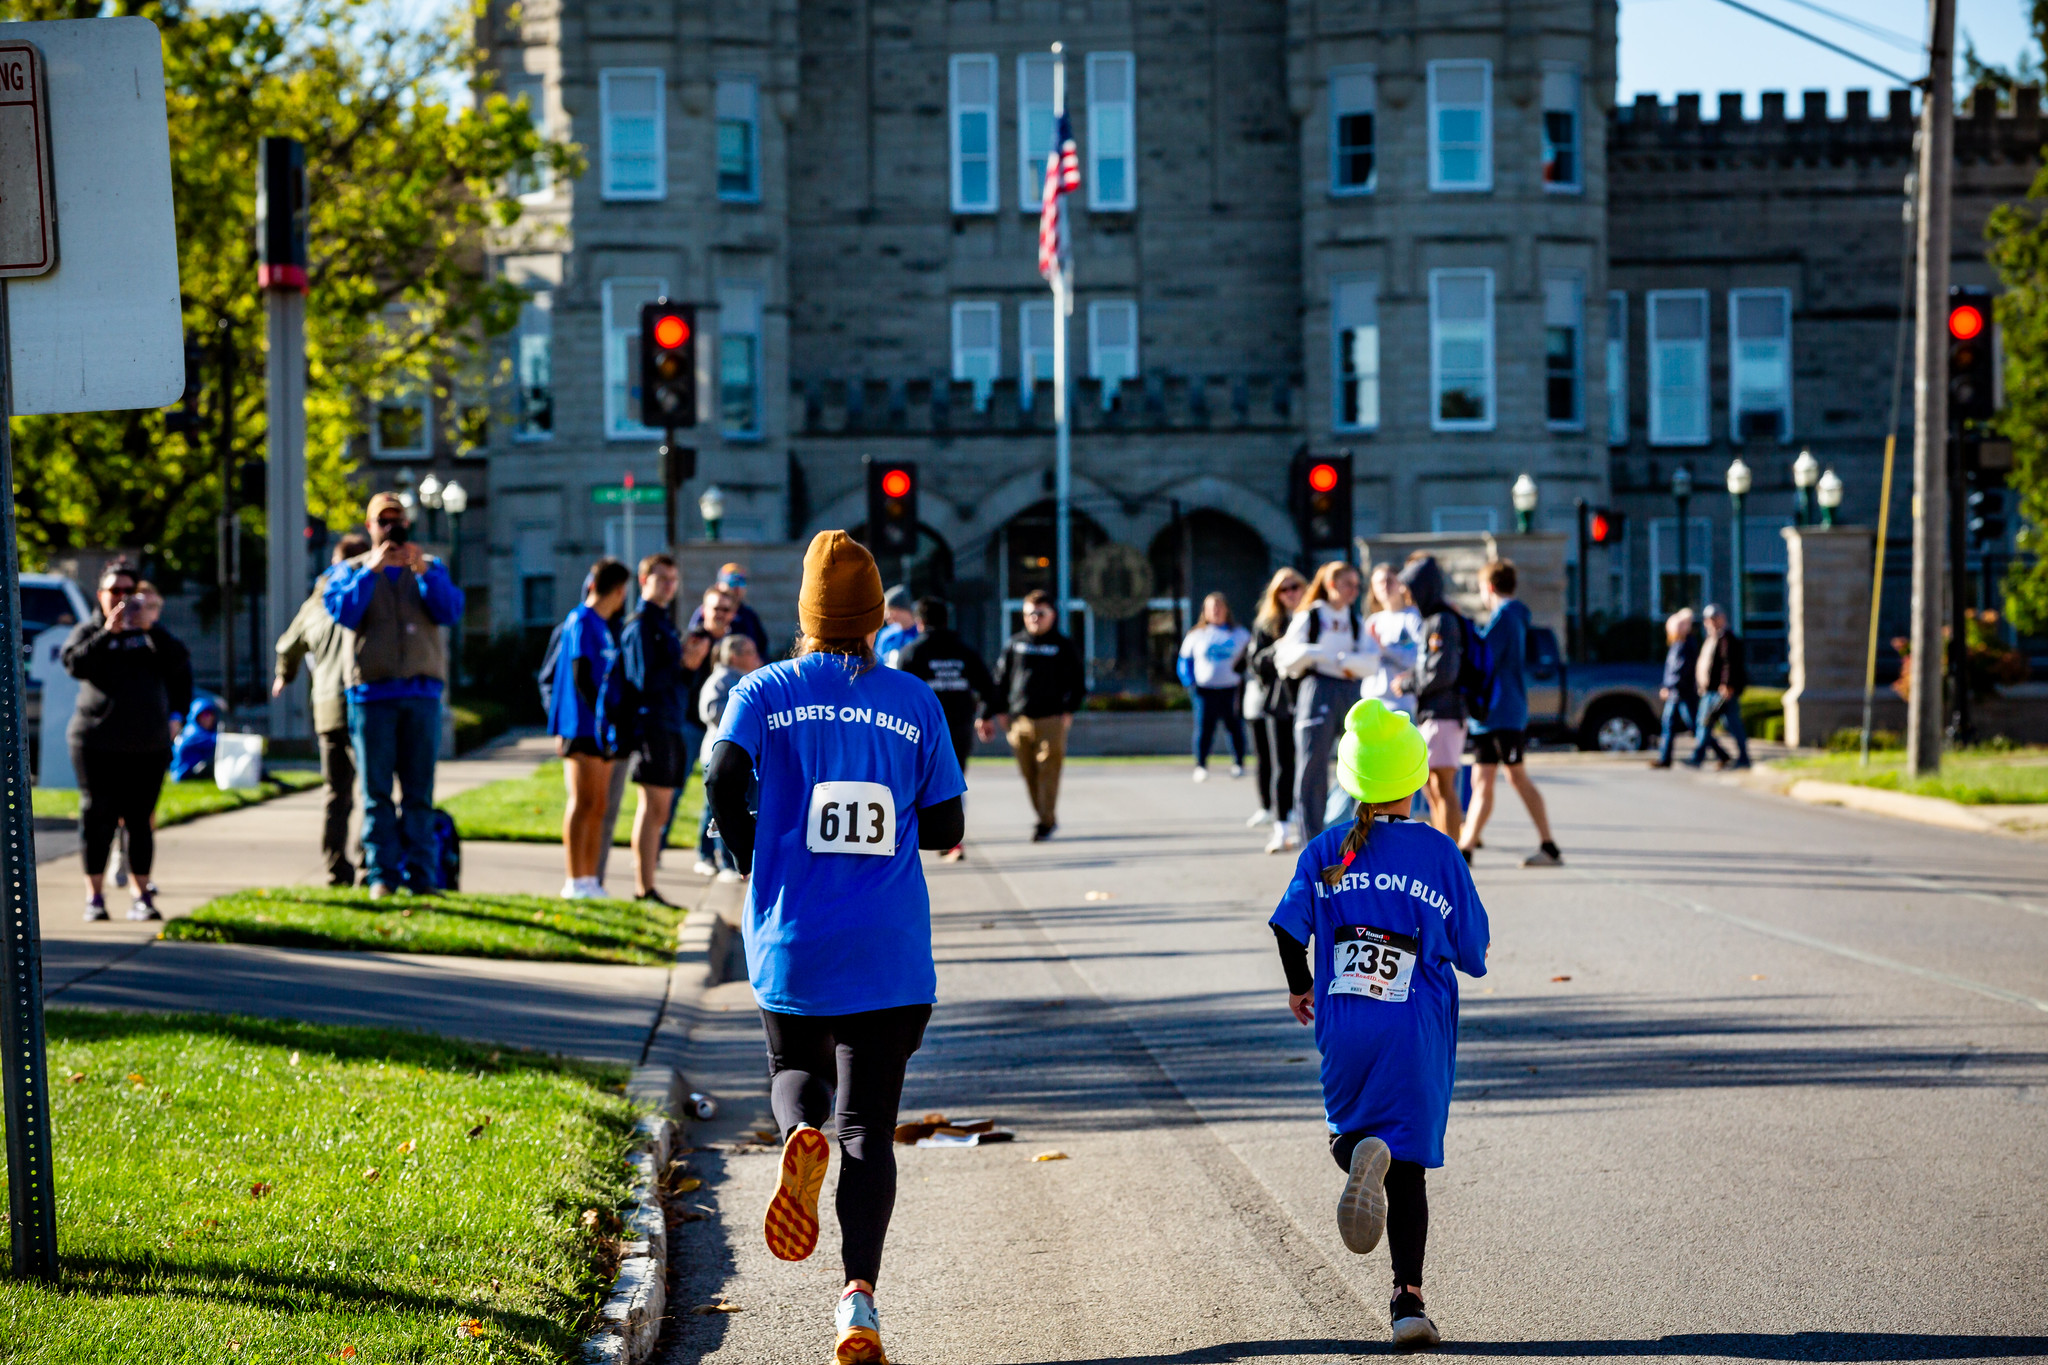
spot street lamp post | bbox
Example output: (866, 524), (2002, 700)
(699, 484), (726, 541)
(1671, 465), (1694, 614)
(1817, 469), (1843, 528)
(1792, 448), (1819, 527)
(1726, 457), (1752, 633)
(1512, 473), (1538, 534)
(441, 478), (467, 689)
(417, 471), (443, 542)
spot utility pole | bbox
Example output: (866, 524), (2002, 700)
(259, 137), (310, 742)
(1907, 0), (1954, 777)
(216, 322), (237, 704)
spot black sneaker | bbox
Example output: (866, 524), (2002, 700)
(1390, 1290), (1440, 1350)
(637, 888), (676, 907)
(1031, 823), (1054, 842)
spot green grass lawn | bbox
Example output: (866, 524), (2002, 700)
(162, 886), (685, 965)
(441, 759), (704, 847)
(3, 1010), (635, 1364)
(1771, 746), (2048, 804)
(32, 771), (324, 827)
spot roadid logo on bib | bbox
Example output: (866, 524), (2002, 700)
(1329, 924), (1419, 1002)
(806, 781), (897, 856)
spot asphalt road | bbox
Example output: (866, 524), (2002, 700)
(657, 755), (2048, 1365)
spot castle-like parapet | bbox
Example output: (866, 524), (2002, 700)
(1609, 87), (2044, 163)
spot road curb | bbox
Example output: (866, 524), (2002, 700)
(582, 1079), (679, 1364)
(674, 902), (734, 992)
(1785, 777), (2001, 834)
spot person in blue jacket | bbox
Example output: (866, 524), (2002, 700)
(1270, 697), (1491, 1351)
(549, 558), (630, 900)
(168, 692), (224, 782)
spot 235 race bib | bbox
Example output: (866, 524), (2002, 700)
(806, 781), (897, 856)
(1329, 924), (1419, 1002)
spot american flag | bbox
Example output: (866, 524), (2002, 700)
(1037, 112), (1081, 282)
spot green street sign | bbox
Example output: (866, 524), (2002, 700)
(591, 485), (664, 506)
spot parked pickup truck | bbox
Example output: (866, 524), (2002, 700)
(1521, 626), (1666, 752)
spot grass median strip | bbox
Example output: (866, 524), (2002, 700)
(32, 771), (325, 828)
(1771, 746), (2048, 805)
(440, 758), (705, 846)
(162, 886), (684, 965)
(2, 1010), (635, 1364)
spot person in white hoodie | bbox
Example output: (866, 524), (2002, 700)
(1274, 560), (1374, 841)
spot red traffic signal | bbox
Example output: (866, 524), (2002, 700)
(1948, 304), (1984, 341)
(880, 468), (912, 499)
(1949, 287), (1996, 422)
(1587, 508), (1623, 546)
(1307, 462), (1340, 494)
(864, 458), (919, 556)
(639, 299), (697, 429)
(653, 313), (690, 349)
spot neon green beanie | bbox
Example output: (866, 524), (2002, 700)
(1335, 698), (1429, 805)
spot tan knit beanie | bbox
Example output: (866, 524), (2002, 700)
(798, 530), (885, 640)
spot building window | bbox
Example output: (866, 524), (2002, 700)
(1545, 273), (1585, 429)
(1649, 515), (1714, 616)
(1330, 67), (1376, 195)
(513, 290), (552, 441)
(719, 283), (763, 438)
(1087, 299), (1137, 406)
(370, 390), (431, 459)
(1542, 64), (1581, 191)
(505, 71), (551, 200)
(1648, 290), (1710, 445)
(1607, 291), (1628, 446)
(1087, 52), (1135, 210)
(952, 301), (1000, 410)
(1730, 288), (1793, 441)
(520, 573), (556, 626)
(1332, 275), (1379, 431)
(716, 77), (760, 202)
(950, 55), (997, 213)
(1432, 506), (1499, 534)
(1019, 54), (1056, 209)
(1429, 268), (1494, 431)
(1427, 60), (1491, 192)
(602, 276), (668, 440)
(1021, 300), (1055, 409)
(600, 69), (665, 201)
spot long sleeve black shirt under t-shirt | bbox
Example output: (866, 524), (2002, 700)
(61, 620), (193, 752)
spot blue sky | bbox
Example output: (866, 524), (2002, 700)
(1619, 0), (2035, 110)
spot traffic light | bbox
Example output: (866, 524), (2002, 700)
(163, 335), (203, 435)
(1587, 507), (1624, 546)
(1948, 287), (1996, 423)
(1293, 452), (1353, 553)
(236, 460), (265, 508)
(639, 299), (697, 429)
(255, 137), (308, 291)
(864, 457), (919, 556)
(1967, 487), (2008, 546)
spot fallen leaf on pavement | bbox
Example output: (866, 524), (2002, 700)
(1750, 974), (1768, 981)
(674, 1177), (701, 1192)
(227, 1341), (241, 1353)
(339, 1348), (357, 1360)
(1084, 890), (1113, 901)
(689, 1300), (742, 1315)
(458, 1319), (485, 1338)
(1032, 1151), (1069, 1162)
(674, 1208), (708, 1223)
(1549, 975), (1572, 983)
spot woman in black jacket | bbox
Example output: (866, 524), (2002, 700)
(61, 563), (191, 921)
(1245, 567), (1307, 853)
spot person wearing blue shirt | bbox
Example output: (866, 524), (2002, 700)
(1457, 558), (1563, 867)
(1270, 698), (1490, 1351)
(872, 585), (919, 667)
(619, 553), (712, 905)
(322, 493), (464, 898)
(548, 558), (630, 900)
(703, 530), (965, 1365)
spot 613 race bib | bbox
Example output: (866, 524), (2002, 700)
(806, 781), (897, 856)
(1330, 924), (1419, 1002)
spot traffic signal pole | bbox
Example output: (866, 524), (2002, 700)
(1906, 0), (1954, 777)
(259, 137), (310, 743)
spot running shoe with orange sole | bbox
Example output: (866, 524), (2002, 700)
(764, 1124), (830, 1261)
(835, 1287), (888, 1364)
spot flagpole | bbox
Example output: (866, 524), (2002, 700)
(1051, 41), (1073, 632)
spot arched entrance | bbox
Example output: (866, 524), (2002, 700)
(1148, 509), (1273, 683)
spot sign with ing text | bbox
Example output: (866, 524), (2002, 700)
(0, 40), (57, 278)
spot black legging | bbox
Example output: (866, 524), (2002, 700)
(1260, 712), (1296, 820)
(1331, 1130), (1428, 1289)
(761, 1003), (932, 1285)
(72, 745), (169, 879)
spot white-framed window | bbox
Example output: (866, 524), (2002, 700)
(1087, 299), (1137, 406)
(1730, 288), (1793, 442)
(513, 289), (552, 441)
(950, 54), (997, 213)
(602, 276), (668, 440)
(1332, 275), (1380, 431)
(1649, 515), (1714, 616)
(370, 389), (431, 459)
(1541, 64), (1581, 192)
(952, 300), (1001, 410)
(600, 69), (665, 201)
(1019, 54), (1056, 208)
(1020, 300), (1055, 409)
(1545, 273), (1585, 430)
(716, 77), (760, 202)
(1432, 506), (1499, 534)
(1648, 289), (1710, 445)
(1427, 60), (1491, 192)
(1087, 52), (1135, 210)
(1329, 67), (1376, 195)
(1429, 268), (1495, 431)
(515, 526), (556, 626)
(504, 71), (551, 201)
(719, 282), (764, 438)
(1606, 291), (1628, 446)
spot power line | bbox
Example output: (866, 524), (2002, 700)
(1709, 0), (1922, 87)
(1771, 0), (1924, 55)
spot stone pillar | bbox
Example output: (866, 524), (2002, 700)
(1782, 525), (1893, 747)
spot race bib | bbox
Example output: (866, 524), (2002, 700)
(1329, 925), (1419, 1002)
(806, 781), (897, 856)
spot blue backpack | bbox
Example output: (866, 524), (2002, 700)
(425, 809), (462, 891)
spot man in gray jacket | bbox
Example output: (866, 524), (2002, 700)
(275, 533), (370, 886)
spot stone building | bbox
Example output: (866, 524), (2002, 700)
(421, 0), (2039, 684)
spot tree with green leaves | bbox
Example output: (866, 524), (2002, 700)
(1, 0), (576, 582)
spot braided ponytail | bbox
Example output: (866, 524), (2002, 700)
(1321, 815), (1373, 888)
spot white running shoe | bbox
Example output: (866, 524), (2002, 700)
(560, 878), (581, 900)
(1192, 767), (1210, 783)
(715, 868), (744, 885)
(579, 879), (613, 900)
(84, 897), (109, 922)
(1265, 822), (1290, 855)
(108, 847), (128, 889)
(1391, 1290), (1441, 1350)
(692, 859), (717, 877)
(1337, 1136), (1390, 1254)
(127, 893), (161, 922)
(1246, 808), (1273, 828)
(1282, 819), (1303, 850)
(1230, 763), (1245, 779)
(834, 1287), (886, 1365)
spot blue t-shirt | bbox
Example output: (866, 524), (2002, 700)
(718, 653), (968, 1015)
(1268, 818), (1490, 1167)
(547, 604), (618, 743)
(875, 622), (919, 668)
(1472, 597), (1530, 733)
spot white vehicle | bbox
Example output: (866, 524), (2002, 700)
(18, 572), (92, 773)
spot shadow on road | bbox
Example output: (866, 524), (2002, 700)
(986, 1334), (2048, 1363)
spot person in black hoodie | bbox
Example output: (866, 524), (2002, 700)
(1392, 555), (1468, 843)
(62, 562), (192, 922)
(896, 597), (1000, 861)
(979, 590), (1088, 841)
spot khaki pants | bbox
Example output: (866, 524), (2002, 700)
(1008, 715), (1068, 828)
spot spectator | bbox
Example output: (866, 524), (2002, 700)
(1458, 559), (1563, 867)
(620, 553), (711, 905)
(1649, 608), (1704, 769)
(686, 561), (771, 657)
(1276, 561), (1371, 840)
(896, 596), (999, 861)
(325, 494), (464, 898)
(1246, 567), (1307, 853)
(980, 589), (1087, 842)
(62, 562), (192, 921)
(102, 578), (179, 899)
(1392, 555), (1468, 844)
(168, 693), (224, 784)
(1361, 563), (1422, 718)
(1686, 604), (1752, 770)
(875, 585), (919, 666)
(699, 631), (764, 882)
(1178, 592), (1251, 782)
(549, 558), (630, 899)
(276, 533), (371, 886)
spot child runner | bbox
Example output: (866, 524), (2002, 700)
(1268, 697), (1491, 1350)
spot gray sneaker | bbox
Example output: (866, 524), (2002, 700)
(1521, 843), (1563, 867)
(127, 895), (162, 922)
(83, 897), (109, 922)
(1391, 1290), (1441, 1350)
(1336, 1136), (1390, 1254)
